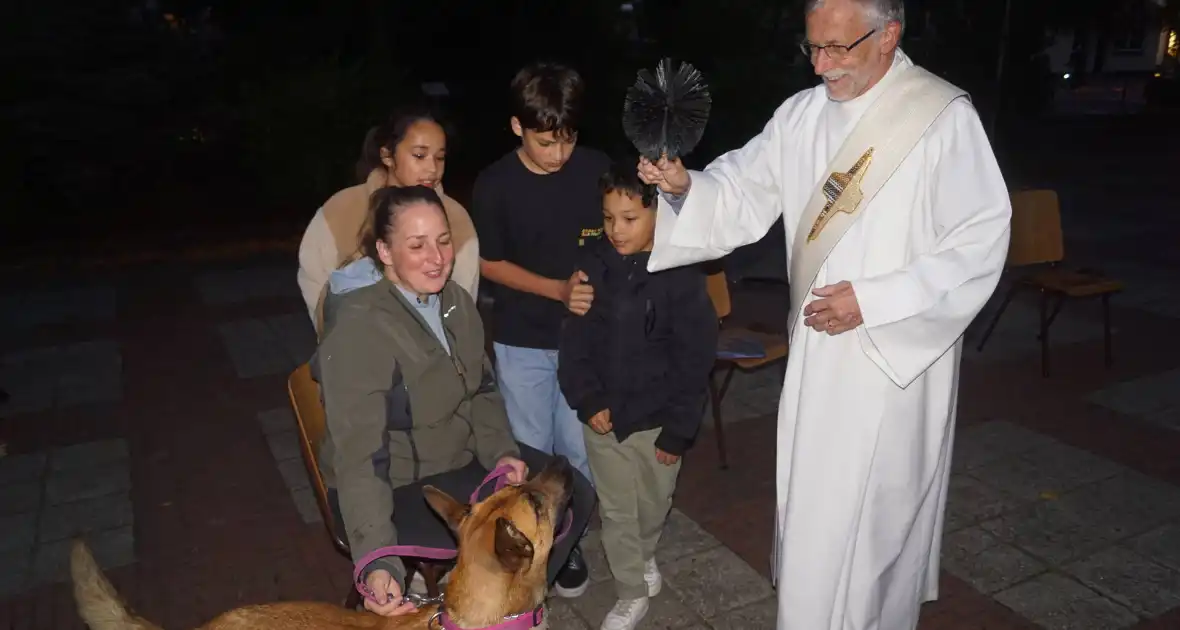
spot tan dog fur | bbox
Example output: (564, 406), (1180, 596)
(70, 458), (575, 630)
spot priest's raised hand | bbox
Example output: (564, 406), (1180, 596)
(802, 281), (863, 335)
(637, 155), (691, 197)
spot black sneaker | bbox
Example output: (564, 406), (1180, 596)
(553, 544), (589, 598)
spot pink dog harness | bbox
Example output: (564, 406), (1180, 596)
(351, 464), (574, 629)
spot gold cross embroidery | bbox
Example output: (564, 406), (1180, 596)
(807, 147), (875, 242)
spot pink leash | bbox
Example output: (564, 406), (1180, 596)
(350, 464), (574, 628)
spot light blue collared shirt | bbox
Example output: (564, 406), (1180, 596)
(393, 284), (452, 356)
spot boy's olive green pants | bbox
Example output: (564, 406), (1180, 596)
(582, 425), (683, 600)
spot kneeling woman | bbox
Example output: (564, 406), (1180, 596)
(314, 186), (593, 617)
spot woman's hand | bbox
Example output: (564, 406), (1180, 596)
(655, 448), (681, 466)
(589, 410), (613, 435)
(496, 456), (529, 484)
(363, 570), (418, 617)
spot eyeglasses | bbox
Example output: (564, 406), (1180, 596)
(798, 29), (876, 61)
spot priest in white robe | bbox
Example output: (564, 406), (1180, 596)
(638, 1), (1011, 628)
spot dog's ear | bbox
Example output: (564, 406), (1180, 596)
(423, 485), (469, 533)
(494, 517), (534, 573)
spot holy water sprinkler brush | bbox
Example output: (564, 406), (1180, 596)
(622, 58), (712, 161)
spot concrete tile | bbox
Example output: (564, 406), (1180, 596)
(941, 527), (1047, 594)
(0, 341), (122, 415)
(1051, 471), (1180, 540)
(0, 452), (46, 486)
(662, 546), (774, 620)
(269, 312), (317, 367)
(0, 512), (37, 553)
(0, 547), (31, 598)
(277, 458), (312, 492)
(0, 480), (41, 516)
(578, 528), (614, 585)
(1087, 368), (1180, 419)
(290, 487), (323, 525)
(45, 463), (131, 506)
(705, 596), (777, 630)
(568, 579), (706, 629)
(258, 408), (296, 436)
(655, 509), (722, 564)
(38, 493), (134, 543)
(541, 598), (591, 629)
(994, 572), (1139, 630)
(217, 318), (296, 379)
(31, 525), (136, 585)
(950, 420), (1055, 473)
(266, 430), (301, 462)
(1064, 546), (1180, 617)
(967, 440), (1123, 502)
(980, 499), (1128, 566)
(0, 286), (117, 330)
(195, 265), (299, 305)
(944, 474), (1027, 533)
(49, 439), (129, 472)
(1127, 523), (1180, 572)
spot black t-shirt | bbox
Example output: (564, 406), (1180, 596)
(472, 146), (612, 350)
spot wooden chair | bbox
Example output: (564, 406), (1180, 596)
(705, 271), (789, 470)
(974, 189), (1123, 377)
(287, 363), (451, 607)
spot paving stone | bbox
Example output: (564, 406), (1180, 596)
(1088, 368), (1180, 432)
(1127, 524), (1180, 572)
(655, 509), (723, 564)
(542, 598), (591, 629)
(569, 579), (707, 629)
(258, 408), (296, 436)
(967, 439), (1123, 502)
(266, 430), (301, 462)
(0, 512), (37, 553)
(277, 458), (312, 492)
(195, 265), (300, 305)
(706, 596), (777, 630)
(0, 547), (31, 599)
(0, 286), (117, 330)
(950, 420), (1056, 473)
(44, 463), (132, 506)
(1049, 472), (1180, 541)
(268, 312), (317, 368)
(941, 526), (1047, 594)
(993, 572), (1140, 630)
(218, 318), (294, 378)
(0, 451), (46, 486)
(289, 487), (323, 524)
(578, 529), (614, 585)
(980, 498), (1132, 566)
(38, 493), (134, 543)
(49, 438), (129, 472)
(31, 525), (136, 586)
(1063, 546), (1180, 617)
(662, 546), (774, 620)
(0, 341), (122, 415)
(944, 473), (1028, 533)
(0, 480), (41, 516)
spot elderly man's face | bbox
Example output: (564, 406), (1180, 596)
(805, 0), (900, 101)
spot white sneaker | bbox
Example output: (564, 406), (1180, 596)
(643, 557), (662, 597)
(600, 597), (649, 630)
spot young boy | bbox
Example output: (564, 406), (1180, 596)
(471, 61), (610, 598)
(558, 161), (719, 630)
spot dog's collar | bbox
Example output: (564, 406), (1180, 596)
(432, 604), (544, 630)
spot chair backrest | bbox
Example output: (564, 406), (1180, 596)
(706, 271), (731, 320)
(1007, 189), (1064, 267)
(287, 362), (349, 553)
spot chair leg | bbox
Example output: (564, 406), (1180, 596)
(1039, 289), (1050, 377)
(709, 366), (739, 470)
(1102, 293), (1113, 368)
(1036, 294), (1066, 341)
(976, 283), (1019, 352)
(343, 582), (361, 610)
(421, 562), (444, 599)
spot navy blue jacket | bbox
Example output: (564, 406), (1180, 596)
(557, 237), (718, 456)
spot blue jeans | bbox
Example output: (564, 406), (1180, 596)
(493, 343), (594, 486)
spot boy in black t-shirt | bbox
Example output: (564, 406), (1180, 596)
(471, 61), (608, 599)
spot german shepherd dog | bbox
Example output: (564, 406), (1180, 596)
(70, 457), (575, 630)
